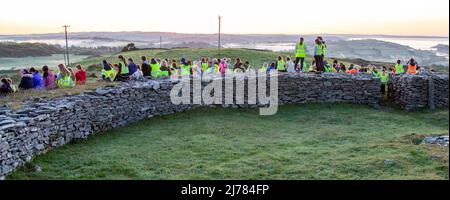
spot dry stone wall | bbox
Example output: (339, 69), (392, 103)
(0, 72), (448, 178)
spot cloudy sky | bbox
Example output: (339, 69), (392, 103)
(0, 0), (448, 36)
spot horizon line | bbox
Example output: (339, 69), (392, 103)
(0, 31), (448, 38)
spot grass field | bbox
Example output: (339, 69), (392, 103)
(8, 104), (449, 180)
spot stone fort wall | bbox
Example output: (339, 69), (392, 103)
(0, 73), (448, 178)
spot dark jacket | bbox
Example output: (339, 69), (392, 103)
(19, 74), (33, 90)
(141, 62), (151, 77)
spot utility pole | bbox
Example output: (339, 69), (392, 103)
(160, 36), (162, 49)
(62, 25), (70, 66)
(218, 16), (223, 58)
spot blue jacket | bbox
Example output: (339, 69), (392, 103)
(32, 72), (45, 89)
(128, 63), (138, 75)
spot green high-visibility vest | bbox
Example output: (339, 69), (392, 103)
(214, 64), (220, 74)
(277, 60), (286, 71)
(160, 71), (169, 77)
(372, 71), (381, 78)
(261, 66), (267, 73)
(324, 65), (332, 72)
(395, 64), (404, 74)
(380, 72), (389, 84)
(322, 44), (327, 57)
(150, 63), (161, 77)
(102, 69), (116, 81)
(201, 63), (208, 72)
(57, 74), (74, 87)
(302, 62), (309, 72)
(120, 63), (129, 74)
(315, 44), (324, 56)
(296, 43), (306, 58)
(11, 85), (17, 93)
(181, 64), (191, 75)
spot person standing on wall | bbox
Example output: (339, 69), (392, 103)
(318, 36), (327, 58)
(294, 37), (307, 71)
(314, 38), (325, 72)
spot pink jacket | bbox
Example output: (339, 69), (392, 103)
(44, 71), (56, 89)
(219, 61), (227, 74)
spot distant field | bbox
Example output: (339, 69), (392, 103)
(0, 54), (88, 70)
(8, 104), (449, 180)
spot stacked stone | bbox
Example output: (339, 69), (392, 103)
(432, 74), (449, 108)
(1, 72), (447, 178)
(389, 73), (449, 110)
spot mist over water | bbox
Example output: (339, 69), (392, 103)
(0, 54), (88, 70)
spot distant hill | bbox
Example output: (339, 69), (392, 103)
(432, 44), (449, 55)
(326, 39), (449, 66)
(0, 42), (64, 57)
(0, 42), (120, 58)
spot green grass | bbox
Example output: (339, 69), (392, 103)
(8, 104), (449, 180)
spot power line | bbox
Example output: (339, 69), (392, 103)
(62, 25), (70, 66)
(218, 16), (222, 58)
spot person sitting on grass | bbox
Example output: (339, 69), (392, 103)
(30, 67), (45, 90)
(101, 60), (117, 82)
(42, 65), (56, 89)
(75, 64), (87, 85)
(0, 78), (14, 96)
(18, 69), (33, 90)
(55, 64), (74, 88)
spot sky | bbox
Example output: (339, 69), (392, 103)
(0, 0), (449, 36)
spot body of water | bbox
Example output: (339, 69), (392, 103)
(349, 37), (449, 50)
(0, 54), (89, 70)
(224, 37), (449, 52)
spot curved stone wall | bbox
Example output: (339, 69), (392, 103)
(0, 72), (448, 178)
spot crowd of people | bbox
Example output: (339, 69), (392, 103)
(1, 36), (423, 97)
(0, 64), (87, 96)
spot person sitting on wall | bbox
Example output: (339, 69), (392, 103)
(18, 69), (34, 90)
(266, 62), (277, 73)
(75, 64), (87, 85)
(159, 60), (170, 77)
(42, 65), (56, 89)
(29, 67), (45, 90)
(406, 58), (418, 75)
(0, 78), (14, 96)
(55, 64), (75, 88)
(127, 58), (138, 76)
(101, 60), (117, 82)
(347, 64), (358, 74)
(394, 59), (405, 75)
(286, 57), (296, 73)
(130, 65), (144, 80)
(276, 56), (287, 72)
(141, 56), (152, 77)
